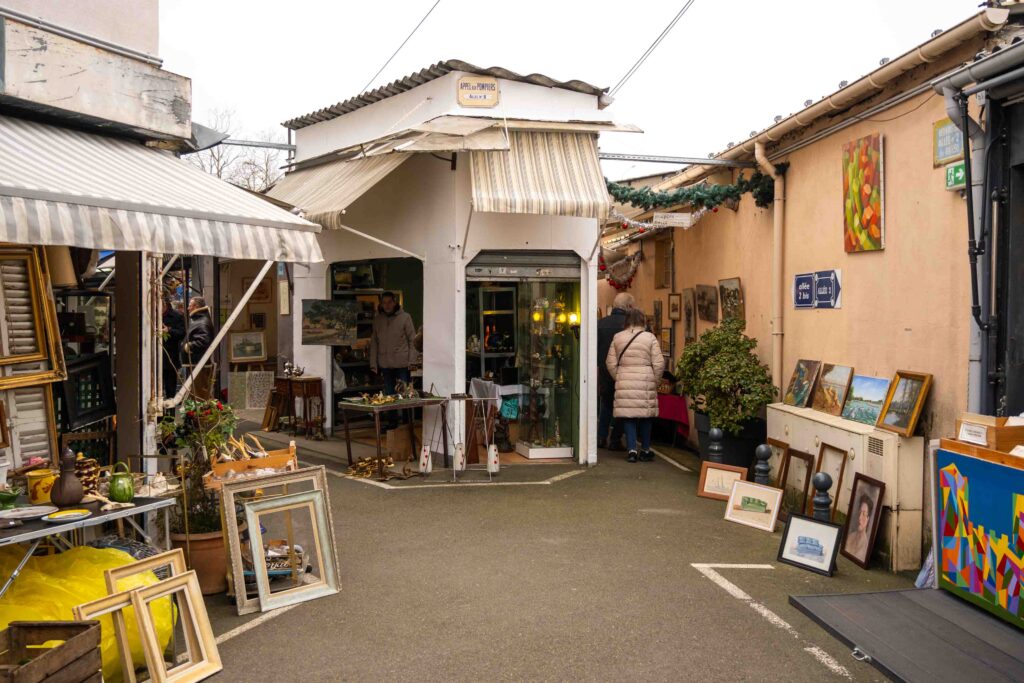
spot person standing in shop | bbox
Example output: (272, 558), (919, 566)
(182, 296), (216, 399)
(161, 295), (186, 399)
(606, 308), (664, 463)
(370, 291), (417, 429)
(597, 292), (633, 450)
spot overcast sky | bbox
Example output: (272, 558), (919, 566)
(160, 0), (976, 180)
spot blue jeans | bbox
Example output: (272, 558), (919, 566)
(622, 418), (653, 453)
(381, 367), (410, 427)
(598, 383), (623, 445)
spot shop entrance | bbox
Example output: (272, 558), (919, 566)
(465, 251), (582, 462)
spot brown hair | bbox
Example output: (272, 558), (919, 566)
(624, 308), (647, 329)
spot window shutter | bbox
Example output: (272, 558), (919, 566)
(0, 257), (41, 357)
(4, 385), (53, 466)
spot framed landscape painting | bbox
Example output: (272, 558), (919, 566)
(877, 370), (932, 437)
(783, 360), (821, 408)
(810, 364), (853, 416)
(718, 277), (744, 321)
(696, 285), (719, 323)
(842, 132), (884, 252)
(840, 375), (891, 425)
(229, 331), (267, 363)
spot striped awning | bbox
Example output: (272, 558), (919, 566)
(267, 154), (409, 230)
(470, 131), (610, 219)
(0, 115), (322, 262)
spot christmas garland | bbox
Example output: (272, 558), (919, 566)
(599, 250), (642, 290)
(606, 163), (788, 212)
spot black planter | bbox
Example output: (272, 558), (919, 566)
(694, 411), (766, 470)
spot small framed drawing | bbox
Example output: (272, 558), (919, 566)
(724, 480), (783, 532)
(229, 331), (267, 363)
(840, 473), (886, 569)
(243, 276), (272, 303)
(697, 462), (748, 501)
(668, 293), (682, 321)
(777, 514), (843, 576)
(877, 370), (933, 437)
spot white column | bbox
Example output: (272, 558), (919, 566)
(422, 257), (462, 452)
(581, 256), (598, 465)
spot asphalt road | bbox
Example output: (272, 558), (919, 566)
(206, 448), (912, 682)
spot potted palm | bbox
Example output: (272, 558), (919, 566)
(676, 319), (776, 467)
(159, 397), (237, 595)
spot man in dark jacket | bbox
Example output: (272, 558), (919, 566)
(371, 292), (417, 429)
(161, 296), (186, 399)
(597, 292), (634, 449)
(182, 296), (216, 399)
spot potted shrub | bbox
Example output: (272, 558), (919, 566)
(676, 319), (776, 467)
(159, 397), (238, 595)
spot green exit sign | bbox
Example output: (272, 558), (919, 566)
(946, 160), (966, 191)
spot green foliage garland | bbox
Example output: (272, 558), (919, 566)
(675, 319), (777, 436)
(607, 163), (789, 212)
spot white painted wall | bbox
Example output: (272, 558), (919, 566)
(293, 71), (605, 162)
(1, 0), (159, 57)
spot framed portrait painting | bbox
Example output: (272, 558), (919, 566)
(877, 370), (932, 437)
(840, 473), (885, 569)
(778, 514), (843, 576)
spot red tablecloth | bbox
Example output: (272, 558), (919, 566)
(657, 393), (690, 438)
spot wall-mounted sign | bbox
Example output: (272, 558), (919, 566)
(457, 76), (500, 108)
(945, 160), (966, 191)
(934, 118), (964, 167)
(794, 269), (842, 309)
(652, 212), (694, 228)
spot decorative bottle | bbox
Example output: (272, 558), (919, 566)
(50, 447), (84, 507)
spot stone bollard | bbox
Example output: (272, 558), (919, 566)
(754, 444), (772, 485)
(707, 427), (725, 464)
(812, 472), (833, 522)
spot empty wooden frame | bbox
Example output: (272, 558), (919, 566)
(103, 549), (188, 683)
(776, 448), (815, 523)
(220, 465), (332, 615)
(73, 590), (136, 683)
(130, 570), (221, 683)
(244, 488), (339, 612)
(814, 442), (849, 522)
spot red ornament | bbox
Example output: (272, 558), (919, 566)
(712, 206), (719, 213)
(621, 222), (628, 229)
(638, 228), (645, 233)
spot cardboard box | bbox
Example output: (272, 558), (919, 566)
(955, 414), (1024, 453)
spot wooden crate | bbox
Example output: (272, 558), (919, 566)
(955, 416), (1024, 453)
(0, 621), (101, 683)
(205, 443), (297, 490)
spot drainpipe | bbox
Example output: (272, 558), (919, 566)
(940, 87), (987, 413)
(755, 142), (785, 391)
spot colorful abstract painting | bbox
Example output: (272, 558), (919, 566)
(937, 448), (1024, 630)
(842, 133), (884, 252)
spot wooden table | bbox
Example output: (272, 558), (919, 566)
(338, 397), (450, 480)
(274, 376), (323, 438)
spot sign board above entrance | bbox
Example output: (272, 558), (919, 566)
(794, 269), (842, 309)
(652, 212), (695, 228)
(933, 118), (964, 167)
(457, 76), (500, 108)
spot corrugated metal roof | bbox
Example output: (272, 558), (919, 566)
(283, 60), (608, 130)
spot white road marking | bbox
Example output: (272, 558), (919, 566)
(649, 448), (693, 472)
(691, 563), (852, 680)
(305, 461), (588, 489)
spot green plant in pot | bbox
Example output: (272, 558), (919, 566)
(676, 319), (777, 466)
(158, 397), (238, 595)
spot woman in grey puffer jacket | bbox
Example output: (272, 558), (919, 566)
(606, 308), (664, 463)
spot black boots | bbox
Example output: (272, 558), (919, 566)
(639, 451), (655, 462)
(627, 450), (639, 463)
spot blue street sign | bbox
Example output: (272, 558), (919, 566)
(794, 270), (842, 309)
(794, 273), (815, 308)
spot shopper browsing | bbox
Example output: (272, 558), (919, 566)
(605, 308), (664, 463)
(370, 291), (417, 429)
(597, 292), (632, 450)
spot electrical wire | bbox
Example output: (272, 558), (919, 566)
(360, 0), (441, 94)
(857, 91), (938, 123)
(609, 0), (697, 97)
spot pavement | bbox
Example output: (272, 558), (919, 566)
(204, 443), (913, 682)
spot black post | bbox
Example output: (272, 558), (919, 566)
(812, 472), (833, 522)
(754, 444), (772, 485)
(707, 427), (724, 464)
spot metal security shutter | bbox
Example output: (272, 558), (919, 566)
(466, 251), (581, 281)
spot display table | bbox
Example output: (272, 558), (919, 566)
(657, 393), (690, 443)
(0, 496), (176, 598)
(338, 397), (450, 480)
(275, 376), (323, 438)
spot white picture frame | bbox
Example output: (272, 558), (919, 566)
(724, 480), (783, 532)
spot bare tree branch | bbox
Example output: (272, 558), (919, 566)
(187, 110), (284, 193)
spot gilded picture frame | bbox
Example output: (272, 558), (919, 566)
(876, 370), (933, 437)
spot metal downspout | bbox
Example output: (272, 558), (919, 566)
(941, 86), (987, 413)
(755, 142), (785, 391)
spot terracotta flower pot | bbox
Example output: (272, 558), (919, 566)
(171, 530), (227, 595)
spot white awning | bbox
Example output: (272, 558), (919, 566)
(267, 154), (409, 230)
(470, 131), (610, 219)
(0, 115), (322, 262)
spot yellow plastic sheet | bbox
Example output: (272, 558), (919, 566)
(0, 545), (175, 683)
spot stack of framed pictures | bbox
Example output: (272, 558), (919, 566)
(782, 360), (933, 437)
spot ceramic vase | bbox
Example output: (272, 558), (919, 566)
(50, 450), (84, 507)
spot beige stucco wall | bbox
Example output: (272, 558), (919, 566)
(2, 0), (160, 56)
(601, 91), (970, 442)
